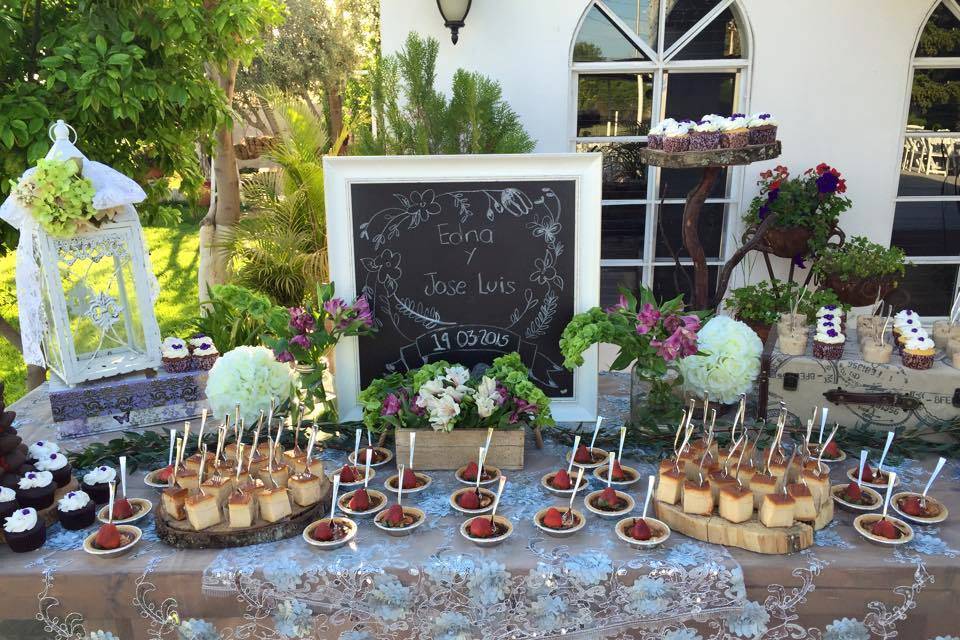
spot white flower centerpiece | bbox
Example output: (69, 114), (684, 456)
(358, 353), (554, 470)
(205, 346), (299, 424)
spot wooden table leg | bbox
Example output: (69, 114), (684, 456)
(682, 166), (722, 309)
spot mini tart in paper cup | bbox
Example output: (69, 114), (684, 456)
(565, 448), (609, 470)
(96, 498), (153, 525)
(337, 489), (387, 518)
(532, 507), (586, 538)
(303, 517), (357, 550)
(853, 513), (914, 546)
(831, 483), (882, 513)
(449, 487), (496, 515)
(347, 447), (394, 468)
(454, 464), (501, 486)
(890, 491), (948, 525)
(383, 472), (432, 495)
(844, 466), (901, 490)
(584, 489), (635, 520)
(333, 466), (375, 489)
(615, 516), (671, 549)
(82, 525), (142, 558)
(460, 514), (513, 548)
(592, 463), (641, 487)
(540, 470), (590, 497)
(143, 468), (172, 490)
(806, 443), (846, 463)
(373, 506), (425, 537)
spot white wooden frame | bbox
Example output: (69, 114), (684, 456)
(569, 0), (753, 294)
(325, 153), (603, 422)
(888, 0), (960, 318)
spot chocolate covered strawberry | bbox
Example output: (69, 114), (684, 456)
(340, 465), (358, 483)
(595, 487), (622, 510)
(611, 460), (627, 481)
(312, 520), (334, 541)
(843, 481), (862, 502)
(94, 523), (121, 550)
(469, 516), (493, 538)
(348, 488), (370, 511)
(551, 469), (572, 490)
(871, 517), (899, 539)
(401, 468), (418, 489)
(112, 498), (134, 520)
(574, 444), (592, 463)
(462, 461), (479, 481)
(384, 504), (405, 526)
(458, 490), (480, 509)
(542, 507), (565, 529)
(630, 518), (652, 541)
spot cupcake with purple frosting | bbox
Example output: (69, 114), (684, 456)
(690, 118), (722, 150)
(813, 327), (845, 360)
(662, 121), (691, 153)
(161, 337), (190, 373)
(719, 114), (749, 148)
(3, 507), (45, 553)
(748, 113), (778, 144)
(189, 336), (219, 371)
(647, 118), (676, 150)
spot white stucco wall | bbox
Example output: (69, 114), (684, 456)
(380, 0), (940, 367)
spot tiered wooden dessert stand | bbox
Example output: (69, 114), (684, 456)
(655, 496), (833, 555)
(154, 482), (332, 549)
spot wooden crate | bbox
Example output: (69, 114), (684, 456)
(395, 428), (524, 470)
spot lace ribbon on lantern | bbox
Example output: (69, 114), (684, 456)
(0, 121), (155, 367)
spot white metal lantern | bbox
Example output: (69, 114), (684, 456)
(1, 120), (162, 385)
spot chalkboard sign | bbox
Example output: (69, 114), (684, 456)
(325, 154), (602, 422)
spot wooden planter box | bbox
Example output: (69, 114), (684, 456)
(395, 427), (525, 470)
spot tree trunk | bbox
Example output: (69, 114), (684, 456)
(324, 81), (345, 153)
(199, 60), (241, 305)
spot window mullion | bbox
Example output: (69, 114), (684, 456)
(663, 0), (735, 62)
(594, 0), (659, 62)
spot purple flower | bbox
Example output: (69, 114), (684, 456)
(288, 307), (316, 333)
(827, 329), (838, 338)
(767, 188), (779, 202)
(323, 298), (347, 316)
(816, 171), (840, 193)
(651, 330), (683, 362)
(605, 294), (629, 314)
(664, 314), (701, 334)
(276, 350), (295, 363)
(636, 303), (661, 335)
(509, 398), (538, 424)
(381, 393), (401, 416)
(20, 508), (29, 515)
(496, 385), (509, 405)
(758, 204), (770, 220)
(290, 333), (310, 349)
(410, 395), (425, 416)
(351, 296), (374, 328)
(677, 328), (699, 357)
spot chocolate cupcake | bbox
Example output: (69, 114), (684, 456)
(0, 486), (18, 521)
(81, 466), (116, 505)
(747, 113), (778, 145)
(646, 118), (675, 150)
(57, 490), (96, 530)
(160, 337), (190, 373)
(34, 452), (72, 487)
(26, 440), (59, 465)
(719, 115), (749, 148)
(813, 327), (845, 360)
(3, 507), (46, 553)
(16, 471), (56, 510)
(661, 122), (691, 153)
(189, 336), (219, 371)
(689, 118), (722, 150)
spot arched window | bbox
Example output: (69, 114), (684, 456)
(895, 1), (960, 316)
(570, 0), (751, 305)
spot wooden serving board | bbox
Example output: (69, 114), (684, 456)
(155, 482), (332, 549)
(655, 497), (833, 555)
(0, 477), (79, 543)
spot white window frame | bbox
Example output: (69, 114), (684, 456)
(892, 0), (960, 318)
(569, 0), (754, 298)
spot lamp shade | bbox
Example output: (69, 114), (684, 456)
(436, 0), (472, 43)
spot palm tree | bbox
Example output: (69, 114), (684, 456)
(223, 96), (347, 306)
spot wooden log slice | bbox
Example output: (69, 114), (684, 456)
(640, 141), (782, 169)
(0, 477), (79, 543)
(655, 497), (833, 555)
(155, 482), (332, 549)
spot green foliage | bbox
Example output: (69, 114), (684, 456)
(187, 284), (288, 353)
(10, 158), (95, 237)
(227, 97), (333, 306)
(813, 236), (909, 283)
(0, 0), (284, 248)
(355, 32), (535, 155)
(726, 280), (847, 325)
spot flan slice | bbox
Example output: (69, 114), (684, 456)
(801, 468), (831, 510)
(224, 442), (240, 461)
(228, 491), (256, 528)
(185, 493), (221, 530)
(759, 493), (796, 528)
(718, 483), (753, 523)
(685, 452), (719, 481)
(682, 479), (714, 516)
(655, 468), (684, 505)
(175, 470), (200, 492)
(258, 463), (290, 489)
(736, 463), (757, 488)
(162, 486), (188, 520)
(787, 483), (817, 521)
(185, 452), (214, 474)
(257, 487), (292, 523)
(288, 472), (322, 507)
(200, 477), (234, 505)
(750, 472), (778, 510)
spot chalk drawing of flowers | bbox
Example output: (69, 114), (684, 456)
(498, 188), (534, 217)
(401, 190), (441, 225)
(530, 251), (563, 289)
(360, 249), (403, 293)
(527, 213), (561, 244)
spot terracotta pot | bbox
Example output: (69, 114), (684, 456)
(822, 273), (898, 307)
(737, 315), (772, 345)
(759, 225), (813, 258)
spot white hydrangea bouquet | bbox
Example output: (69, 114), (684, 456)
(677, 316), (763, 404)
(358, 353), (553, 433)
(205, 346), (299, 424)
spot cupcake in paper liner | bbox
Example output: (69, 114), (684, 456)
(189, 337), (219, 371)
(646, 118), (676, 150)
(661, 121), (691, 153)
(719, 114), (749, 148)
(161, 337), (190, 373)
(690, 118), (722, 151)
(901, 334), (935, 370)
(813, 327), (845, 360)
(747, 113), (778, 144)
(896, 326), (927, 353)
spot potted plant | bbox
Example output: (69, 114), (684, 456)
(744, 163), (851, 260)
(813, 236), (908, 306)
(559, 286), (708, 428)
(725, 280), (847, 343)
(358, 353), (554, 470)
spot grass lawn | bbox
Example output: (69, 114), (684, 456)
(0, 224), (200, 404)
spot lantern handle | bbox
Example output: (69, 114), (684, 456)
(48, 120), (78, 144)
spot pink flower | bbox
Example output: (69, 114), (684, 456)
(636, 303), (661, 335)
(290, 333), (310, 349)
(605, 294), (629, 314)
(323, 298), (347, 316)
(288, 307), (316, 333)
(663, 314), (701, 334)
(650, 330), (682, 361)
(676, 328), (699, 357)
(351, 296), (373, 328)
(381, 393), (401, 416)
(276, 351), (295, 363)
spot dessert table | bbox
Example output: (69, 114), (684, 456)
(1, 375), (958, 640)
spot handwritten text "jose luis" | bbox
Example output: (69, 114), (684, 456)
(424, 272), (516, 297)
